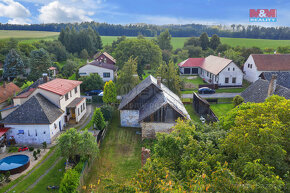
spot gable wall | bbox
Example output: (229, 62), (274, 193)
(79, 64), (114, 81)
(219, 62), (243, 86)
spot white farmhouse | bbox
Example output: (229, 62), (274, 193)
(1, 78), (87, 145)
(178, 55), (243, 86)
(78, 61), (117, 82)
(243, 54), (290, 82)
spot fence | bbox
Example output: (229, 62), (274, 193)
(198, 84), (219, 89)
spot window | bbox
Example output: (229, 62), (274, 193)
(210, 73), (212, 78)
(75, 87), (77, 94)
(18, 130), (24, 135)
(248, 64), (250, 68)
(103, 72), (110, 78)
(35, 129), (37, 136)
(250, 64), (253, 68)
(78, 108), (80, 116)
(233, 68), (235, 71)
(70, 91), (72, 97)
(83, 103), (85, 110)
(65, 93), (69, 101)
(225, 77), (229, 83)
(228, 68), (230, 71)
(207, 72), (209, 77)
(232, 77), (236, 84)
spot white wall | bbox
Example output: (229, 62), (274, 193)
(75, 99), (86, 123)
(37, 88), (61, 108)
(243, 55), (261, 82)
(218, 62), (243, 86)
(48, 114), (65, 139)
(6, 113), (65, 145)
(58, 85), (81, 111)
(79, 64), (114, 81)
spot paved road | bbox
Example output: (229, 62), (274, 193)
(182, 93), (241, 99)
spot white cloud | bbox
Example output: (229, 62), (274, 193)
(38, 1), (94, 23)
(0, 0), (31, 24)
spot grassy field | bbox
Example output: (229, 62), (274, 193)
(184, 104), (200, 123)
(83, 111), (141, 192)
(101, 36), (290, 50)
(210, 103), (234, 119)
(0, 30), (59, 43)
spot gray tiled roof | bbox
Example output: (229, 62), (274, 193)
(119, 75), (190, 120)
(3, 93), (64, 124)
(67, 97), (85, 108)
(241, 79), (290, 103)
(261, 72), (290, 89)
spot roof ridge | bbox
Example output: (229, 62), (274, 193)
(34, 94), (51, 124)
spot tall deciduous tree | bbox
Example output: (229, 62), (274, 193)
(199, 32), (209, 50)
(61, 60), (78, 78)
(115, 39), (162, 77)
(29, 48), (51, 81)
(103, 80), (117, 104)
(209, 34), (221, 50)
(157, 30), (173, 51)
(116, 57), (140, 95)
(3, 49), (25, 79)
(79, 73), (104, 92)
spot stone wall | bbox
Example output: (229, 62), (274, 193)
(120, 110), (141, 127)
(141, 122), (175, 139)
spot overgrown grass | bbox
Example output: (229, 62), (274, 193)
(210, 103), (234, 119)
(7, 148), (60, 193)
(184, 104), (201, 123)
(29, 158), (66, 193)
(83, 111), (141, 192)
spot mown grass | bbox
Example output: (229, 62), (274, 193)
(83, 111), (141, 192)
(7, 149), (60, 193)
(210, 103), (234, 119)
(0, 30), (59, 39)
(29, 158), (66, 193)
(184, 104), (201, 123)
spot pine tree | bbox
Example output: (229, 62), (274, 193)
(29, 48), (52, 81)
(92, 108), (106, 130)
(3, 49), (25, 80)
(103, 80), (117, 104)
(199, 32), (209, 50)
(116, 57), (140, 95)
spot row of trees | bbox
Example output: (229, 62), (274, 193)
(1, 22), (290, 39)
(107, 95), (290, 192)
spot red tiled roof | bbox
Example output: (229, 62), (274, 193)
(0, 128), (10, 137)
(38, 78), (82, 96)
(0, 82), (21, 104)
(14, 88), (36, 98)
(178, 58), (205, 67)
(252, 54), (290, 71)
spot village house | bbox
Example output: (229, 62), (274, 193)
(93, 52), (116, 65)
(118, 75), (190, 139)
(78, 60), (117, 82)
(0, 82), (21, 109)
(241, 74), (290, 103)
(243, 54), (290, 82)
(1, 78), (87, 145)
(178, 55), (243, 86)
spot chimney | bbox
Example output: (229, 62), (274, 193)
(157, 76), (161, 86)
(267, 74), (277, 97)
(42, 73), (48, 83)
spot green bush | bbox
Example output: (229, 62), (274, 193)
(233, 95), (244, 107)
(59, 169), (80, 193)
(29, 147), (34, 152)
(37, 149), (41, 154)
(74, 161), (85, 173)
(33, 151), (37, 160)
(42, 141), (47, 149)
(8, 147), (18, 153)
(100, 104), (114, 122)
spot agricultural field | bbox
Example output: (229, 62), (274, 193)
(101, 36), (290, 50)
(0, 30), (59, 43)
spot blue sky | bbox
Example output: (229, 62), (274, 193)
(0, 0), (289, 26)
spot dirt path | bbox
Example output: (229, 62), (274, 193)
(5, 148), (57, 193)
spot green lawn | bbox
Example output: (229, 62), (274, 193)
(184, 104), (200, 123)
(210, 103), (234, 119)
(0, 30), (59, 40)
(83, 112), (141, 192)
(6, 149), (61, 193)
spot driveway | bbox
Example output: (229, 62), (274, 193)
(182, 93), (241, 99)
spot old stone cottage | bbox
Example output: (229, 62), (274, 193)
(118, 75), (190, 139)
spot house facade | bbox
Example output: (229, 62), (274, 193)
(243, 54), (290, 82)
(78, 61), (117, 82)
(94, 52), (116, 65)
(1, 78), (87, 144)
(178, 55), (243, 86)
(118, 75), (190, 139)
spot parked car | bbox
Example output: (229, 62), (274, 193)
(85, 90), (102, 96)
(198, 87), (215, 94)
(18, 146), (29, 152)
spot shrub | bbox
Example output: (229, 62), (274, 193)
(29, 147), (34, 152)
(37, 149), (41, 154)
(100, 104), (114, 122)
(8, 147), (18, 153)
(233, 95), (244, 107)
(33, 151), (37, 160)
(59, 169), (80, 193)
(92, 108), (106, 130)
(74, 161), (85, 173)
(42, 141), (47, 149)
